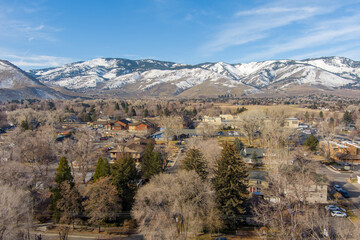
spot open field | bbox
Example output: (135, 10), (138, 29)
(214, 104), (325, 116)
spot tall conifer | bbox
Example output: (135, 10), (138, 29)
(213, 143), (248, 230)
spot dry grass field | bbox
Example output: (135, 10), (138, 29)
(214, 104), (324, 117)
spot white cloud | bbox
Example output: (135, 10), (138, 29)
(4, 54), (72, 69)
(235, 7), (317, 17)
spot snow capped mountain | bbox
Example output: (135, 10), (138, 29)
(27, 56), (360, 98)
(0, 60), (70, 101)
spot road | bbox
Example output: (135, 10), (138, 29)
(166, 148), (184, 174)
(316, 162), (360, 220)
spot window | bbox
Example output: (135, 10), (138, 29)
(257, 180), (262, 184)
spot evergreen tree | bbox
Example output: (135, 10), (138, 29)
(20, 119), (29, 131)
(213, 143), (248, 230)
(55, 156), (74, 186)
(111, 154), (138, 211)
(304, 134), (319, 152)
(130, 108), (136, 117)
(141, 141), (163, 179)
(305, 111), (310, 122)
(234, 138), (244, 155)
(181, 148), (208, 180)
(319, 111), (324, 119)
(93, 157), (110, 181)
(343, 110), (353, 125)
(142, 108), (149, 118)
(121, 101), (126, 109)
(115, 102), (120, 110)
(50, 156), (74, 222)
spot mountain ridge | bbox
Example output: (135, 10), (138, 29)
(0, 60), (71, 101)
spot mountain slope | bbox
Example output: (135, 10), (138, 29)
(0, 60), (70, 101)
(28, 57), (360, 98)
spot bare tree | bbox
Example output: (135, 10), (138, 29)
(72, 129), (99, 183)
(236, 110), (265, 145)
(0, 183), (31, 240)
(160, 115), (184, 143)
(132, 170), (222, 240)
(186, 137), (221, 176)
(83, 177), (121, 232)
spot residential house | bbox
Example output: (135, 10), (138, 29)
(284, 118), (299, 128)
(128, 120), (156, 134)
(247, 170), (268, 194)
(321, 140), (360, 164)
(151, 129), (198, 141)
(109, 141), (146, 167)
(106, 119), (131, 131)
(242, 148), (266, 165)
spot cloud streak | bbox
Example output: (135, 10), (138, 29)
(4, 54), (72, 69)
(201, 0), (360, 61)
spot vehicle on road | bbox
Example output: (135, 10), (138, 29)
(331, 210), (347, 218)
(334, 184), (343, 192)
(340, 189), (350, 198)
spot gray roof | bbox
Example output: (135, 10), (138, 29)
(247, 171), (268, 181)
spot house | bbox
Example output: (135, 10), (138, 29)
(128, 120), (156, 134)
(247, 171), (268, 194)
(109, 142), (146, 167)
(242, 148), (266, 165)
(150, 129), (198, 141)
(91, 120), (108, 129)
(321, 140), (360, 164)
(284, 118), (299, 128)
(106, 119), (131, 131)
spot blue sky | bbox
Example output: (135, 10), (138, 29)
(1, 0), (360, 69)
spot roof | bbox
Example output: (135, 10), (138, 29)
(247, 171), (268, 181)
(243, 148), (266, 157)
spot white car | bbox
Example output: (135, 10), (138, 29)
(331, 211), (347, 218)
(325, 205), (340, 211)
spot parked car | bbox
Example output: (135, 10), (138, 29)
(325, 205), (340, 211)
(331, 210), (347, 218)
(334, 185), (343, 192)
(340, 190), (350, 198)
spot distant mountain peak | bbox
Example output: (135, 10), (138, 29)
(22, 56), (360, 98)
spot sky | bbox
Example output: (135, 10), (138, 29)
(1, 0), (360, 69)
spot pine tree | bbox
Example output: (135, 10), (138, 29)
(55, 156), (74, 186)
(181, 148), (208, 179)
(50, 156), (75, 222)
(141, 141), (163, 179)
(234, 138), (244, 154)
(121, 101), (126, 109)
(130, 108), (136, 117)
(111, 154), (138, 211)
(115, 102), (120, 110)
(94, 157), (110, 181)
(213, 143), (248, 230)
(304, 134), (319, 152)
(319, 111), (324, 119)
(142, 108), (149, 118)
(343, 110), (353, 125)
(20, 120), (29, 131)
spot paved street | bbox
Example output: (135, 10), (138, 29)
(316, 162), (360, 221)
